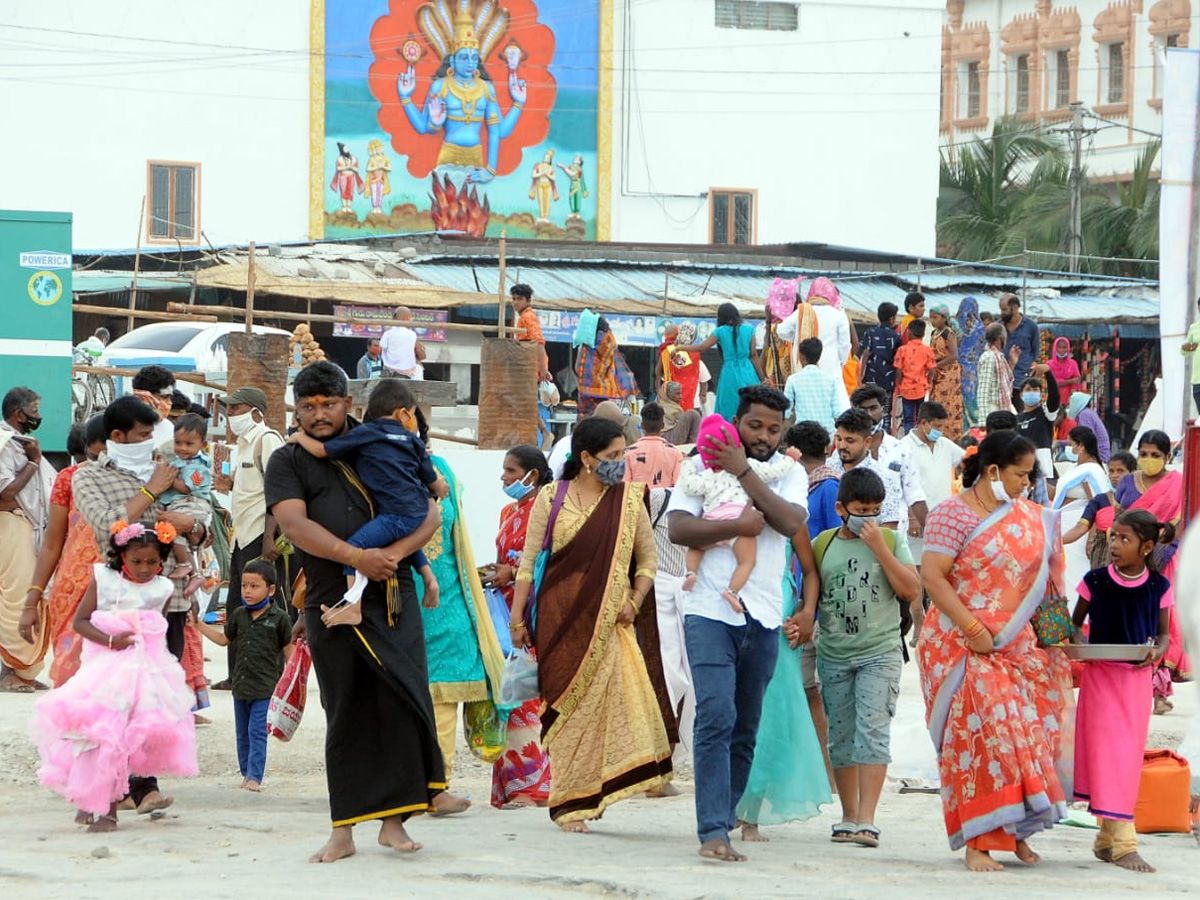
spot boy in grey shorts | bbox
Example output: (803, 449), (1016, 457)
(812, 467), (921, 849)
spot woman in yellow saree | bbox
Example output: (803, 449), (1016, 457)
(509, 418), (675, 832)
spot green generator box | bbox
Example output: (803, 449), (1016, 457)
(0, 210), (73, 453)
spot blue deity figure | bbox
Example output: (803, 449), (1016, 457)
(398, 8), (526, 184)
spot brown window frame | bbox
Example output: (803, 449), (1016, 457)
(146, 160), (201, 245)
(709, 189), (757, 246)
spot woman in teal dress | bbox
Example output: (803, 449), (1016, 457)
(676, 302), (763, 421)
(736, 531), (831, 839)
(416, 452), (508, 814)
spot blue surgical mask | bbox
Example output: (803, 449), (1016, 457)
(845, 513), (877, 536)
(927, 427), (944, 443)
(1022, 391), (1042, 408)
(595, 459), (626, 486)
(503, 475), (535, 501)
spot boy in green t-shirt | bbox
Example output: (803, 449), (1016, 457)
(811, 467), (920, 849)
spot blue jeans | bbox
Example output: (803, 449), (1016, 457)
(344, 512), (429, 576)
(234, 697), (270, 784)
(685, 613), (780, 845)
(901, 398), (921, 433)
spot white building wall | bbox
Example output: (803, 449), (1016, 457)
(609, 0), (946, 255)
(0, 2), (310, 251)
(945, 0), (1186, 179)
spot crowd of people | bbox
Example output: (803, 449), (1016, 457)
(0, 278), (1193, 875)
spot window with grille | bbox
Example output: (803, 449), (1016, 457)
(1054, 49), (1071, 108)
(710, 190), (755, 245)
(147, 162), (199, 241)
(1013, 54), (1030, 113)
(965, 61), (981, 118)
(714, 1), (798, 31)
(1106, 42), (1125, 104)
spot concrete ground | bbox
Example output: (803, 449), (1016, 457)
(0, 653), (1196, 900)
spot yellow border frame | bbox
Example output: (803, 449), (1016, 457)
(308, 0), (612, 242)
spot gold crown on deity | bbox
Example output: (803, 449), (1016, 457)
(452, 10), (480, 53)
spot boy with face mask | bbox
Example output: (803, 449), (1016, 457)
(288, 378), (440, 612)
(1014, 368), (1060, 482)
(806, 466), (920, 849)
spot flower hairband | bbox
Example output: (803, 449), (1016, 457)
(963, 445), (979, 460)
(110, 519), (177, 546)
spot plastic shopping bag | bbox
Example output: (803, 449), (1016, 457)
(267, 639), (311, 742)
(499, 648), (539, 707)
(463, 699), (505, 763)
(485, 586), (514, 657)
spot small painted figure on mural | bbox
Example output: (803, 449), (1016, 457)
(557, 154), (588, 221)
(529, 150), (558, 223)
(365, 139), (391, 216)
(330, 143), (364, 213)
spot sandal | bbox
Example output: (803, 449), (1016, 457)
(831, 821), (858, 843)
(852, 825), (880, 848)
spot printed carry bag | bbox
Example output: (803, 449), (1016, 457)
(463, 699), (505, 764)
(267, 639), (311, 741)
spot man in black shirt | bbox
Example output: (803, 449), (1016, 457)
(265, 361), (443, 862)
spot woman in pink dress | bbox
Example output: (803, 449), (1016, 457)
(31, 521), (198, 832)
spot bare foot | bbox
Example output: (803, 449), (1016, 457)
(559, 820), (590, 834)
(116, 797), (136, 812)
(87, 815), (118, 834)
(1094, 847), (1114, 863)
(320, 600), (363, 628)
(1015, 840), (1040, 864)
(430, 792), (471, 817)
(194, 714), (211, 726)
(721, 589), (745, 614)
(136, 791), (174, 815)
(1113, 851), (1155, 872)
(0, 674), (34, 693)
(378, 816), (422, 853)
(682, 572), (697, 592)
(500, 798), (537, 809)
(311, 826), (356, 863)
(74, 810), (94, 826)
(699, 838), (746, 861)
(645, 782), (680, 798)
(965, 848), (1005, 872)
(740, 822), (769, 842)
(242, 780), (262, 792)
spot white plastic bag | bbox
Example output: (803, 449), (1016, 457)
(499, 648), (539, 706)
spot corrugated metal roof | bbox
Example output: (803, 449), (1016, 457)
(407, 261), (1159, 323)
(74, 271), (192, 293)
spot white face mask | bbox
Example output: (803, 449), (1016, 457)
(990, 480), (1011, 504)
(227, 410), (256, 437)
(106, 438), (157, 483)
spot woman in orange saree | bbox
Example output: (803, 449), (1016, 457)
(918, 431), (1074, 873)
(509, 418), (675, 832)
(18, 419), (105, 686)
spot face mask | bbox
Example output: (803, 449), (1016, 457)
(926, 427), (943, 443)
(1063, 445), (1078, 462)
(1138, 457), (1165, 477)
(845, 513), (877, 536)
(990, 479), (1012, 504)
(20, 411), (42, 433)
(594, 459), (626, 486)
(244, 596), (272, 612)
(503, 474), (535, 501)
(227, 410), (256, 437)
(1056, 348), (1069, 359)
(106, 438), (157, 482)
(1021, 392), (1042, 408)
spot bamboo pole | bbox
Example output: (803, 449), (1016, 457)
(128, 196), (146, 333)
(428, 430), (478, 447)
(497, 229), (508, 339)
(74, 365), (220, 389)
(74, 303), (218, 323)
(163, 302), (524, 334)
(245, 241), (256, 334)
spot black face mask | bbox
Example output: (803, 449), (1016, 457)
(20, 412), (41, 434)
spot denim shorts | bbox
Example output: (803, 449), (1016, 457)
(817, 650), (902, 768)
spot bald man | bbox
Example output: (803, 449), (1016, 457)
(380, 306), (426, 380)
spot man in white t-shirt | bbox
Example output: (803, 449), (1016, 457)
(850, 383), (927, 540)
(668, 385), (809, 862)
(379, 306), (426, 380)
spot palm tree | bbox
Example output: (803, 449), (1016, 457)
(938, 122), (1160, 277)
(937, 117), (1066, 261)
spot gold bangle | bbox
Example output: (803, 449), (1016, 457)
(400, 96), (412, 106)
(508, 621), (526, 632)
(27, 585), (44, 595)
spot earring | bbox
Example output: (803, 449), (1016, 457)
(586, 465), (592, 474)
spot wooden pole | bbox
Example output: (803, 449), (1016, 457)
(74, 303), (218, 323)
(163, 302), (524, 334)
(74, 365), (219, 389)
(128, 195), (146, 334)
(497, 229), (508, 339)
(245, 241), (256, 334)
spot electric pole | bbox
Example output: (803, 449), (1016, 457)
(1067, 101), (1084, 274)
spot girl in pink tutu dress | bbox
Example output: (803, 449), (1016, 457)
(677, 414), (795, 611)
(32, 520), (199, 833)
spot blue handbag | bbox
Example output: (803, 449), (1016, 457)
(527, 481), (570, 635)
